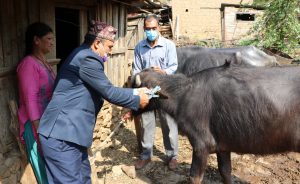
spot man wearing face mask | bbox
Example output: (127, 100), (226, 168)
(132, 14), (179, 170)
(37, 20), (150, 184)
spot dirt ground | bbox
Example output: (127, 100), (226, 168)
(90, 119), (300, 184)
(88, 44), (300, 184)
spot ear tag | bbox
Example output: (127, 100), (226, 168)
(146, 86), (161, 99)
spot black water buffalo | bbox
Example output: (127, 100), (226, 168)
(132, 65), (300, 184)
(132, 46), (277, 152)
(176, 46), (278, 76)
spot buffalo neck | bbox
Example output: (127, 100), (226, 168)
(157, 74), (191, 117)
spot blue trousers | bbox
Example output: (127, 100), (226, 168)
(140, 110), (178, 160)
(39, 135), (91, 184)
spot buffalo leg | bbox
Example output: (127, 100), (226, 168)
(217, 152), (232, 184)
(190, 149), (208, 184)
(134, 115), (142, 153)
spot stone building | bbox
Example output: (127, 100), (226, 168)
(170, 0), (264, 44)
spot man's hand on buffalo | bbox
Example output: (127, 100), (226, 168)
(151, 66), (166, 75)
(137, 87), (150, 108)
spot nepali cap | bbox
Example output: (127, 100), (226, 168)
(88, 20), (117, 41)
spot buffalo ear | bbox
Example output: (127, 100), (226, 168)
(135, 74), (141, 87)
(157, 91), (168, 99)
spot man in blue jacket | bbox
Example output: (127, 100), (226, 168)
(38, 20), (149, 184)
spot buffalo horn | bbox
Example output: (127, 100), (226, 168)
(135, 74), (141, 87)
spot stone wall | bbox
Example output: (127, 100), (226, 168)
(223, 7), (263, 45)
(170, 0), (254, 40)
(91, 102), (130, 154)
(0, 75), (24, 184)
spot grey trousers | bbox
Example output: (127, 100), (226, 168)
(140, 110), (178, 160)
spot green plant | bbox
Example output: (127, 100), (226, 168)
(196, 39), (223, 48)
(239, 0), (300, 55)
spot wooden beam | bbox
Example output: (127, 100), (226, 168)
(107, 1), (113, 82)
(40, 0), (56, 59)
(0, 67), (16, 78)
(79, 9), (88, 43)
(127, 20), (141, 26)
(27, 0), (39, 24)
(0, 1), (3, 67)
(0, 0), (18, 67)
(112, 48), (126, 55)
(14, 0), (28, 60)
(0, 58), (61, 78)
(101, 0), (107, 22)
(48, 58), (61, 66)
(112, 3), (119, 44)
(119, 5), (126, 85)
(112, 3), (119, 85)
(55, 0), (95, 7)
(106, 1), (113, 25)
(110, 0), (151, 14)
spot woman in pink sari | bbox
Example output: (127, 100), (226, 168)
(17, 22), (55, 184)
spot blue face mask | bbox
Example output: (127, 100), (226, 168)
(145, 30), (158, 41)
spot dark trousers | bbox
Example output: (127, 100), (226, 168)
(39, 135), (91, 184)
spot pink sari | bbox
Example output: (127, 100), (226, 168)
(17, 55), (55, 143)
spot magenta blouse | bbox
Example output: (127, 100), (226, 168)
(17, 55), (55, 142)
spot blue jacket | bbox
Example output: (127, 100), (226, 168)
(38, 44), (140, 147)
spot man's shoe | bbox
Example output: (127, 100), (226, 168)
(134, 158), (151, 170)
(168, 158), (177, 171)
